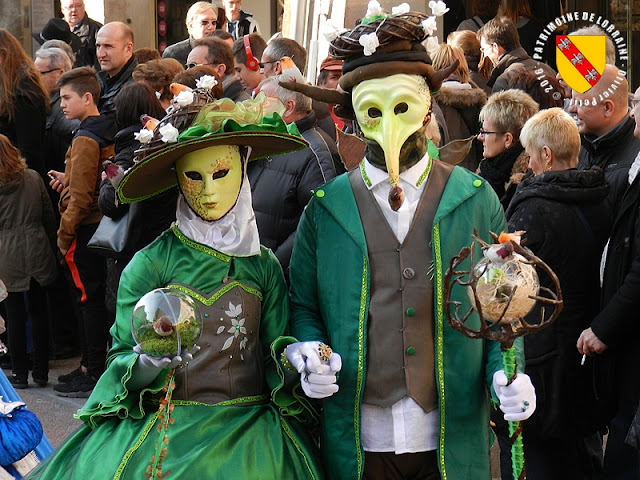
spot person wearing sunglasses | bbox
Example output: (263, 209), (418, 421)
(477, 88), (538, 209)
(162, 1), (218, 68)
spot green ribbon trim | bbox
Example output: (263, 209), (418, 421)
(177, 94), (301, 142)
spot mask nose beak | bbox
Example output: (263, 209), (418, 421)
(373, 116), (412, 211)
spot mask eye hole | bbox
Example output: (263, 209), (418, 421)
(368, 107), (382, 118)
(394, 102), (409, 115)
(185, 171), (202, 181)
(212, 169), (229, 180)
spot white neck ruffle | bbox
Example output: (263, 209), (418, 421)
(174, 171), (260, 257)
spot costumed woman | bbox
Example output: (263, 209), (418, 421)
(26, 80), (324, 479)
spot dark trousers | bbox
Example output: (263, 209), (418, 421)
(62, 223), (108, 378)
(46, 263), (81, 358)
(4, 279), (50, 376)
(363, 451), (441, 480)
(603, 401), (640, 480)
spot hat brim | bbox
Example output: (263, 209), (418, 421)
(32, 32), (45, 45)
(118, 130), (308, 203)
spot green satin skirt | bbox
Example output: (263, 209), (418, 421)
(27, 401), (324, 480)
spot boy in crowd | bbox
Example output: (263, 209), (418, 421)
(48, 67), (117, 397)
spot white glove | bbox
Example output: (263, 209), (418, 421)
(129, 344), (200, 389)
(301, 364), (340, 399)
(285, 341), (342, 374)
(493, 370), (536, 422)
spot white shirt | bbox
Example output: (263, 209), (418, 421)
(359, 155), (439, 453)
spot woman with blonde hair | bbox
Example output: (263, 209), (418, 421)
(502, 107), (610, 479)
(0, 29), (49, 177)
(432, 43), (487, 172)
(0, 134), (58, 388)
(477, 88), (538, 208)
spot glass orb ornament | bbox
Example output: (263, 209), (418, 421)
(131, 288), (203, 358)
(468, 253), (540, 324)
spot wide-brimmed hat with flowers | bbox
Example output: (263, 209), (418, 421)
(117, 77), (308, 204)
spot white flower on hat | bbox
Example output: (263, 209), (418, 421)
(359, 32), (380, 56)
(159, 123), (179, 143)
(429, 0), (450, 17)
(196, 75), (218, 90)
(421, 16), (438, 35)
(365, 0), (383, 19)
(175, 89), (195, 107)
(322, 19), (348, 42)
(392, 3), (410, 15)
(134, 128), (154, 145)
(425, 36), (440, 56)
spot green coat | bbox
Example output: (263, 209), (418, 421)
(289, 164), (523, 480)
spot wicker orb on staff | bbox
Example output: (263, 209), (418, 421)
(443, 230), (563, 480)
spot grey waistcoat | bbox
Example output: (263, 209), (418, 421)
(349, 161), (452, 411)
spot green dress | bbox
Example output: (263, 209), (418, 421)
(28, 227), (322, 480)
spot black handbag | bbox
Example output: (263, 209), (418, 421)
(87, 204), (140, 259)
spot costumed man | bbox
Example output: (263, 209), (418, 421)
(26, 80), (324, 479)
(283, 5), (537, 479)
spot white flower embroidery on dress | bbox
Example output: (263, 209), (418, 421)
(175, 90), (195, 107)
(159, 123), (179, 143)
(196, 75), (218, 90)
(429, 0), (449, 17)
(134, 128), (154, 144)
(219, 302), (248, 359)
(392, 3), (410, 15)
(359, 32), (380, 56)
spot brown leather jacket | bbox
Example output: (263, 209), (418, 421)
(57, 115), (116, 250)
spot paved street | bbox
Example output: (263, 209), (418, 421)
(2, 356), (85, 449)
(3, 355), (502, 477)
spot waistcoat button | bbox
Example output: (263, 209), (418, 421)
(402, 267), (415, 279)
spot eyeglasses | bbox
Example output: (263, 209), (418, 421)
(258, 60), (278, 69)
(62, 3), (84, 10)
(39, 68), (61, 75)
(185, 62), (212, 69)
(478, 129), (505, 136)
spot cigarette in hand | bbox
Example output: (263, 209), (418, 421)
(581, 354), (586, 366)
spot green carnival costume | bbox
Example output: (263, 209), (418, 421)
(29, 227), (322, 480)
(289, 164), (523, 480)
(28, 82), (322, 480)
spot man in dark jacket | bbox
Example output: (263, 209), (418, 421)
(35, 47), (79, 178)
(578, 85), (640, 480)
(35, 45), (81, 361)
(61, 0), (102, 68)
(569, 65), (640, 214)
(248, 76), (340, 280)
(162, 1), (217, 67)
(261, 37), (337, 141)
(95, 22), (137, 118)
(223, 0), (260, 40)
(478, 17), (555, 93)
